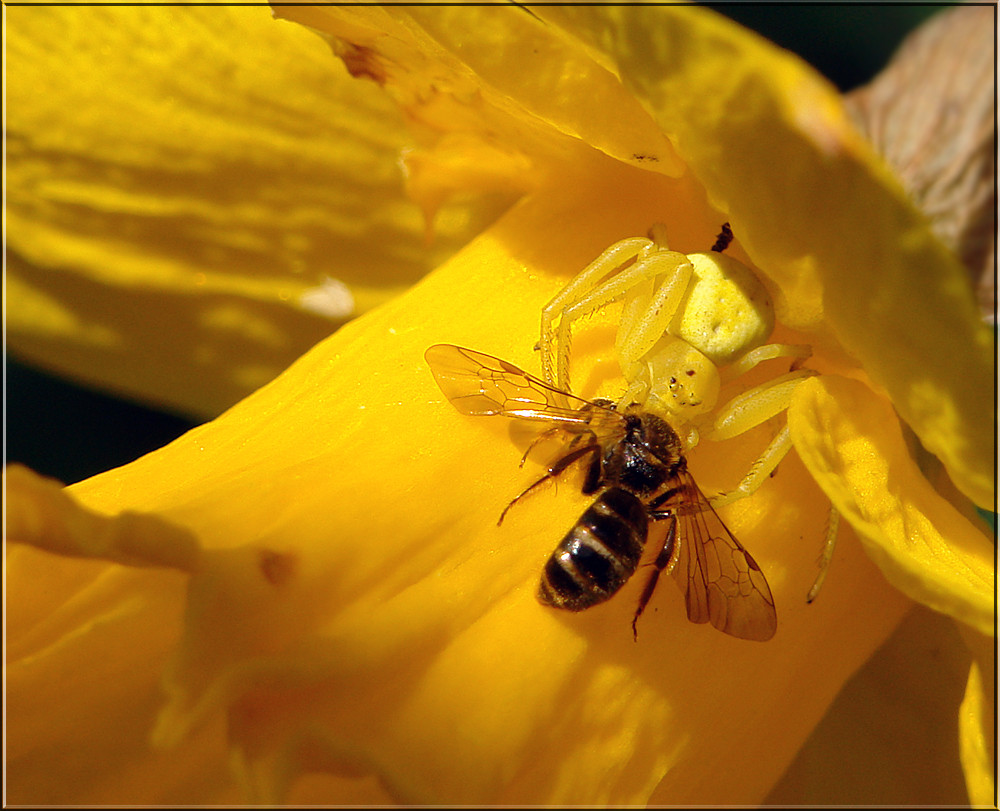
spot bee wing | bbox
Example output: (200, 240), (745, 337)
(425, 344), (623, 436)
(667, 473), (777, 641)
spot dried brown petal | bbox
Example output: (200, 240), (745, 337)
(845, 6), (996, 323)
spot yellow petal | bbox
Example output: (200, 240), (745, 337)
(9, 6), (971, 804)
(10, 180), (912, 805)
(788, 375), (994, 635)
(6, 5), (501, 417)
(4, 466), (235, 804)
(277, 5), (685, 178)
(6, 558), (246, 804)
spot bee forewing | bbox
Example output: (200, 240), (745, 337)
(669, 474), (777, 641)
(425, 344), (619, 430)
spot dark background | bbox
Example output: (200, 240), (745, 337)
(4, 4), (949, 485)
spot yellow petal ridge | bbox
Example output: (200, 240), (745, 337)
(959, 660), (996, 805)
(5, 464), (201, 572)
(958, 628), (996, 807)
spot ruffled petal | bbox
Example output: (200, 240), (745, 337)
(788, 375), (994, 635)
(6, 5), (499, 417)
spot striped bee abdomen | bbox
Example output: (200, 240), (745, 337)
(538, 487), (648, 611)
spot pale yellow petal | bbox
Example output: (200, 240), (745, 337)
(276, 4), (684, 178)
(6, 5), (500, 417)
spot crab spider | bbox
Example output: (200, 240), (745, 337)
(537, 223), (842, 600)
(539, 223), (819, 510)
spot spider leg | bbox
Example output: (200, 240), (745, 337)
(807, 506), (840, 602)
(709, 424), (793, 509)
(613, 252), (695, 371)
(540, 237), (650, 386)
(542, 240), (692, 393)
(720, 343), (813, 384)
(706, 369), (817, 442)
(701, 365), (818, 508)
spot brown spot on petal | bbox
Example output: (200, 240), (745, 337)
(335, 41), (387, 85)
(259, 548), (297, 587)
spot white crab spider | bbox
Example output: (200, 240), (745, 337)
(539, 223), (819, 510)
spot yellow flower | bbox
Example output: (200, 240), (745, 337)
(6, 4), (993, 806)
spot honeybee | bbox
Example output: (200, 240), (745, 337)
(425, 343), (777, 641)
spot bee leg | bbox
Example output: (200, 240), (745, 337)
(631, 511), (678, 640)
(518, 425), (573, 468)
(498, 443), (601, 526)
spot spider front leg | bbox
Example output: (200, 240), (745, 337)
(541, 230), (693, 392)
(704, 344), (843, 601)
(612, 251), (697, 380)
(718, 342), (814, 384)
(704, 366), (818, 509)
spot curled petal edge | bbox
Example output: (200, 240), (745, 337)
(787, 377), (994, 637)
